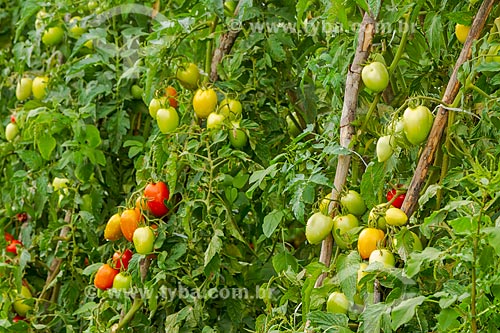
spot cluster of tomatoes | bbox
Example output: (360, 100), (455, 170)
(93, 181), (170, 291)
(8, 9), (94, 143)
(305, 185), (423, 314)
(3, 232), (32, 322)
(360, 59), (435, 163)
(144, 62), (248, 148)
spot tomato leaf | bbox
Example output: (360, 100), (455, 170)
(84, 124), (101, 148)
(306, 311), (350, 332)
(336, 251), (360, 299)
(390, 296), (426, 330)
(272, 250), (298, 273)
(263, 209), (284, 238)
(359, 303), (387, 333)
(204, 229), (223, 267)
(36, 133), (56, 160)
(484, 227), (500, 256)
(404, 247), (443, 278)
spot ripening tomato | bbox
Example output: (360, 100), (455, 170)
(207, 112), (225, 129)
(148, 97), (167, 119)
(218, 98), (242, 120)
(305, 212), (334, 245)
(385, 207), (408, 226)
(94, 263), (119, 290)
(12, 315), (26, 323)
(156, 107), (179, 134)
(68, 16), (86, 38)
(326, 292), (349, 314)
(376, 135), (395, 162)
(32, 76), (49, 100)
(6, 239), (23, 255)
(42, 26), (64, 46)
(5, 123), (19, 142)
(16, 77), (33, 101)
(357, 227), (385, 259)
(176, 63), (200, 90)
(104, 213), (123, 241)
(361, 61), (389, 93)
(165, 86), (178, 108)
(340, 190), (366, 216)
(120, 209), (141, 241)
(386, 188), (405, 209)
(332, 214), (359, 250)
(455, 24), (470, 44)
(113, 272), (132, 290)
(112, 249), (133, 270)
(144, 181), (169, 218)
(402, 105), (433, 145)
(133, 227), (155, 254)
(193, 88), (217, 119)
(369, 249), (395, 268)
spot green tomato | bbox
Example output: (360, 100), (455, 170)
(368, 204), (387, 231)
(156, 107), (179, 134)
(218, 98), (242, 120)
(42, 26), (64, 46)
(131, 85), (143, 99)
(5, 123), (19, 142)
(176, 63), (200, 90)
(385, 207), (408, 226)
(16, 77), (33, 101)
(326, 292), (349, 314)
(361, 61), (389, 93)
(368, 249), (395, 268)
(133, 226), (155, 254)
(69, 17), (86, 38)
(402, 105), (433, 145)
(32, 76), (49, 100)
(224, 0), (237, 16)
(376, 135), (395, 163)
(305, 212), (334, 245)
(332, 214), (359, 250)
(113, 272), (132, 290)
(207, 112), (225, 129)
(340, 190), (366, 216)
(149, 97), (167, 119)
(13, 286), (32, 317)
(228, 121), (247, 148)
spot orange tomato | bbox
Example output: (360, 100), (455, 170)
(120, 209), (141, 241)
(357, 227), (385, 259)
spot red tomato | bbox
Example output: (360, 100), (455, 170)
(386, 189), (406, 209)
(165, 86), (178, 108)
(16, 213), (28, 222)
(10, 115), (16, 123)
(144, 181), (170, 218)
(6, 240), (22, 255)
(94, 263), (119, 290)
(12, 315), (26, 323)
(112, 249), (133, 270)
(4, 232), (14, 242)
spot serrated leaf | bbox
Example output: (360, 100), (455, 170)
(36, 133), (56, 160)
(307, 311), (350, 331)
(367, 0), (382, 17)
(272, 250), (298, 273)
(262, 210), (284, 238)
(204, 229), (223, 267)
(405, 247), (443, 278)
(360, 303), (387, 333)
(16, 150), (42, 171)
(266, 35), (286, 62)
(484, 227), (500, 256)
(85, 124), (101, 148)
(424, 12), (443, 56)
(360, 162), (386, 209)
(336, 251), (361, 299)
(391, 296), (426, 330)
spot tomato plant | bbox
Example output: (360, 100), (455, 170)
(143, 181), (169, 218)
(305, 212), (334, 245)
(402, 105), (434, 145)
(386, 188), (406, 208)
(361, 61), (389, 92)
(340, 190), (366, 216)
(193, 88), (218, 119)
(132, 227), (155, 254)
(120, 209), (141, 242)
(357, 227), (385, 259)
(94, 264), (119, 291)
(112, 249), (133, 270)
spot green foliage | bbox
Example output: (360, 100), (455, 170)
(0, 0), (500, 332)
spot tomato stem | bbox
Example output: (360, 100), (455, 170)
(114, 297), (144, 332)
